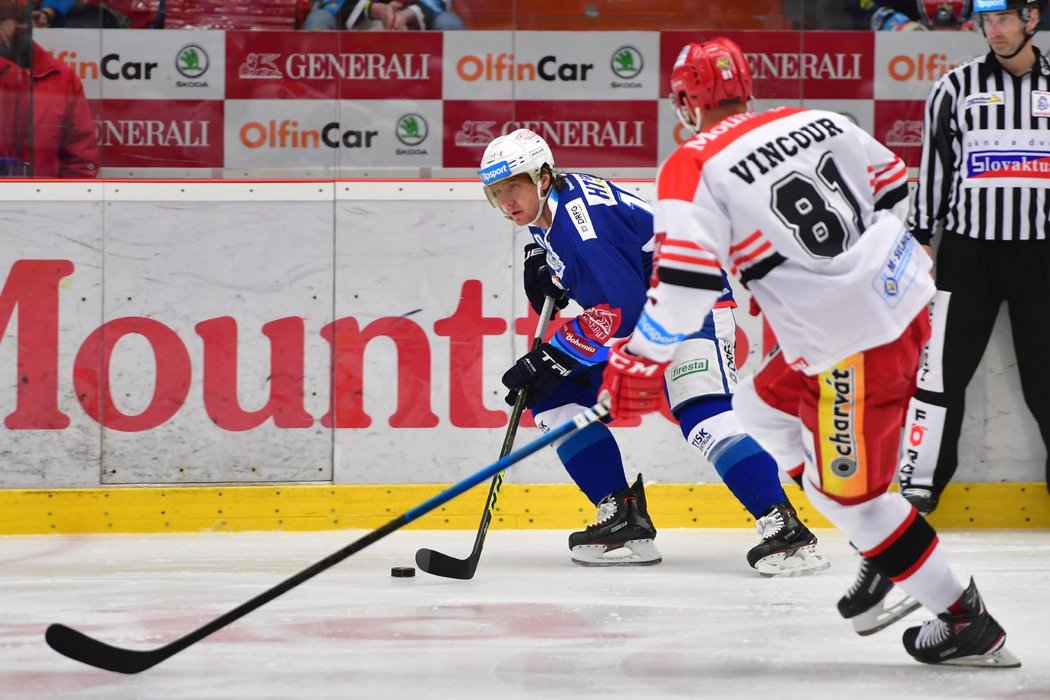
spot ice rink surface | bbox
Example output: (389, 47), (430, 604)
(2, 528), (1048, 699)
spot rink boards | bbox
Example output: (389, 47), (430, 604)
(0, 180), (1045, 534)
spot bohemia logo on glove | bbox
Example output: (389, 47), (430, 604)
(600, 339), (669, 420)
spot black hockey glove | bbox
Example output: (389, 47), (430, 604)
(501, 342), (574, 408)
(523, 243), (569, 318)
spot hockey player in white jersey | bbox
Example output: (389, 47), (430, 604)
(601, 38), (1019, 667)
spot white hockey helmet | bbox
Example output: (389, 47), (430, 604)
(478, 129), (555, 211)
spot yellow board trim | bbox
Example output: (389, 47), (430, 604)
(0, 482), (1046, 534)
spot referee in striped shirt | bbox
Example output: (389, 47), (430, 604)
(898, 0), (1050, 514)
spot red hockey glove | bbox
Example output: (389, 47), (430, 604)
(599, 339), (669, 420)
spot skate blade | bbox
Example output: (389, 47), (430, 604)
(755, 545), (830, 578)
(925, 641), (1022, 669)
(851, 595), (922, 636)
(571, 539), (662, 567)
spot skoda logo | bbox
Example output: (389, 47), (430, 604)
(176, 44), (209, 79)
(610, 46), (643, 79)
(396, 113), (428, 146)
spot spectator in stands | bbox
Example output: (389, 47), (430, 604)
(33, 0), (71, 25)
(301, 0), (462, 30)
(28, 0), (131, 27)
(0, 0), (98, 177)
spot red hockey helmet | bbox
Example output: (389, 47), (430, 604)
(669, 38), (752, 132)
(919, 0), (972, 27)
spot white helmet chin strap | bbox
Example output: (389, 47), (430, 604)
(672, 95), (702, 135)
(495, 173), (552, 227)
(526, 178), (552, 227)
(672, 96), (753, 136)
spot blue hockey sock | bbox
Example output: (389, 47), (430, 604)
(713, 443), (787, 518)
(676, 398), (787, 518)
(555, 422), (628, 505)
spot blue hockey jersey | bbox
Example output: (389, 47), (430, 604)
(529, 173), (734, 367)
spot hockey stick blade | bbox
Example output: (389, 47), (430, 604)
(414, 547), (476, 580)
(414, 296), (557, 580)
(45, 398), (608, 674)
(413, 469), (503, 579)
(46, 624), (169, 675)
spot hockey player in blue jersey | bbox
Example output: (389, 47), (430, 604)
(478, 128), (828, 574)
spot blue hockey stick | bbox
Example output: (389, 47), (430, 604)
(45, 398), (610, 674)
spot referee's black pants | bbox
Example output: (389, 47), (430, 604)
(904, 234), (1050, 494)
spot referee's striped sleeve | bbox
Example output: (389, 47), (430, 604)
(910, 74), (958, 245)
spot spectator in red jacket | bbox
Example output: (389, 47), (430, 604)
(0, 0), (98, 178)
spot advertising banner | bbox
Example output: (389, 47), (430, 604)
(874, 31), (987, 101)
(442, 31), (660, 102)
(443, 100), (658, 169)
(35, 28), (226, 100)
(223, 99), (443, 171)
(225, 30), (443, 100)
(661, 30), (875, 102)
(874, 100), (927, 167)
(93, 99), (225, 168)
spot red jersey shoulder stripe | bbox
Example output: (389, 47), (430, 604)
(657, 108), (809, 203)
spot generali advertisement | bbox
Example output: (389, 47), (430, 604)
(30, 29), (1049, 173)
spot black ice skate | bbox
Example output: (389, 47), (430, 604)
(569, 474), (661, 566)
(901, 485), (940, 515)
(746, 502), (829, 577)
(902, 578), (1021, 667)
(838, 554), (920, 635)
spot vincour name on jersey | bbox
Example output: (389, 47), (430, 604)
(729, 117), (845, 185)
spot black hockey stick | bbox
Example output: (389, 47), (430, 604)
(415, 295), (557, 580)
(45, 397), (608, 675)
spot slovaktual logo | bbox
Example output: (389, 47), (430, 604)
(610, 46), (643, 86)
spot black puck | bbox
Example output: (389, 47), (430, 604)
(391, 566), (416, 578)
